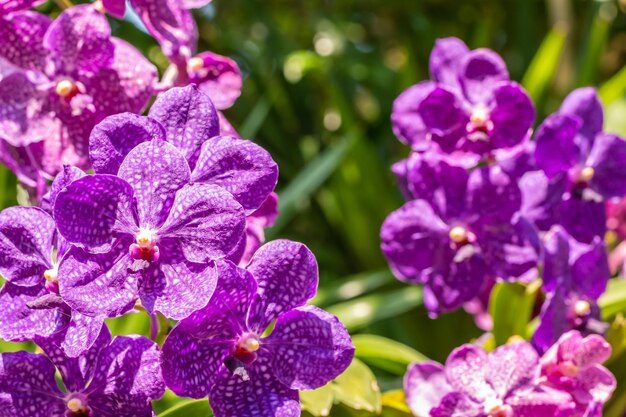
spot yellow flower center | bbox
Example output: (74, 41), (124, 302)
(55, 80), (75, 97)
(187, 57), (205, 74)
(136, 230), (156, 249)
(574, 300), (591, 316)
(449, 226), (468, 243)
(67, 398), (87, 413)
(579, 166), (595, 182)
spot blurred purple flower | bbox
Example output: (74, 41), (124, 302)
(0, 5), (157, 193)
(161, 240), (354, 417)
(535, 88), (626, 242)
(0, 0), (44, 14)
(0, 326), (164, 417)
(391, 37), (534, 156)
(533, 226), (609, 353)
(404, 341), (575, 417)
(381, 153), (540, 315)
(53, 135), (247, 320)
(540, 331), (615, 417)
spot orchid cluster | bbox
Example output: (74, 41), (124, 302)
(383, 37), (623, 415)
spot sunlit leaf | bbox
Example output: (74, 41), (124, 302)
(157, 399), (212, 417)
(600, 279), (626, 320)
(352, 334), (428, 375)
(489, 281), (540, 346)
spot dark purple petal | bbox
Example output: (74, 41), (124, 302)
(0, 206), (54, 286)
(560, 87), (603, 144)
(209, 356), (300, 417)
(0, 71), (60, 149)
(485, 341), (539, 397)
(263, 305), (354, 390)
(507, 388), (575, 417)
(102, 0), (126, 18)
(587, 133), (626, 198)
(58, 242), (138, 318)
(0, 11), (51, 71)
(458, 48), (509, 105)
(479, 217), (540, 282)
(404, 362), (452, 417)
(380, 199), (449, 284)
(86, 335), (165, 414)
(191, 52), (242, 110)
(429, 37), (469, 91)
(129, 0), (197, 63)
(138, 246), (218, 320)
(0, 282), (66, 342)
(118, 139), (190, 228)
(158, 183), (246, 262)
(519, 171), (565, 232)
(54, 175), (136, 253)
(89, 113), (165, 175)
(0, 0), (45, 14)
(489, 82), (535, 149)
(161, 261), (255, 397)
(559, 196), (606, 244)
(36, 324), (111, 392)
(430, 391), (482, 417)
(45, 166), (87, 215)
(191, 136), (278, 212)
(84, 37), (158, 116)
(390, 81), (436, 148)
(60, 312), (106, 359)
(0, 351), (65, 416)
(247, 240), (318, 331)
(466, 165), (521, 225)
(43, 4), (114, 75)
(418, 86), (466, 145)
(444, 344), (493, 401)
(534, 114), (582, 179)
(148, 85), (220, 169)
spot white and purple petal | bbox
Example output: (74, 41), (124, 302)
(0, 11), (51, 71)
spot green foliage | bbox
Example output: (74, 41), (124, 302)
(489, 281), (541, 346)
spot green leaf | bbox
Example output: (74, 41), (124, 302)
(521, 25), (568, 104)
(301, 384), (335, 417)
(352, 334), (428, 375)
(489, 281), (540, 346)
(381, 390), (411, 414)
(332, 358), (382, 414)
(312, 270), (395, 307)
(326, 286), (423, 332)
(575, 3), (615, 87)
(268, 136), (353, 237)
(600, 279), (626, 320)
(600, 68), (626, 106)
(157, 399), (212, 417)
(239, 97), (272, 139)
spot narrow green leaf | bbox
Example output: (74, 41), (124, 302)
(600, 279), (626, 320)
(575, 3), (615, 87)
(489, 281), (540, 346)
(331, 358), (382, 414)
(157, 399), (212, 417)
(521, 25), (568, 104)
(239, 97), (272, 139)
(326, 286), (423, 332)
(352, 334), (428, 375)
(269, 136), (353, 236)
(600, 67), (626, 105)
(312, 270), (395, 307)
(300, 384), (334, 417)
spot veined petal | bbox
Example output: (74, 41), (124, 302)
(247, 240), (318, 331)
(60, 312), (106, 359)
(54, 174), (136, 253)
(485, 341), (539, 398)
(404, 362), (452, 417)
(148, 85), (220, 169)
(191, 136), (278, 212)
(263, 305), (354, 390)
(0, 11), (51, 71)
(158, 183), (245, 262)
(0, 206), (54, 285)
(89, 113), (165, 175)
(118, 139), (191, 228)
(444, 344), (493, 401)
(46, 165), (86, 213)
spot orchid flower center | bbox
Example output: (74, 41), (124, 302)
(92, 0), (106, 14)
(44, 264), (60, 294)
(231, 332), (261, 367)
(574, 300), (591, 317)
(187, 57), (205, 74)
(556, 360), (579, 377)
(449, 226), (468, 243)
(578, 166), (595, 183)
(55, 80), (76, 97)
(466, 105), (494, 141)
(129, 229), (160, 262)
(483, 398), (512, 417)
(66, 395), (90, 417)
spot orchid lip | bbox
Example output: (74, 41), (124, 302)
(55, 79), (76, 97)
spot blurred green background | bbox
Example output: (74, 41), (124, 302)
(3, 0), (626, 416)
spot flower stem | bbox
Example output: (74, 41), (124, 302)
(54, 0), (73, 10)
(149, 313), (159, 341)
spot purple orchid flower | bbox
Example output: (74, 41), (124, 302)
(0, 326), (164, 417)
(0, 167), (108, 357)
(380, 152), (540, 315)
(540, 331), (616, 417)
(237, 192), (279, 267)
(404, 341), (575, 417)
(0, 5), (157, 192)
(161, 240), (354, 417)
(53, 134), (247, 321)
(534, 87), (626, 243)
(391, 37), (535, 156)
(0, 0), (44, 14)
(532, 226), (609, 353)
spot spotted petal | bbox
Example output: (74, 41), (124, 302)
(0, 206), (54, 286)
(0, 11), (51, 71)
(89, 113), (165, 175)
(118, 138), (191, 228)
(0, 351), (65, 417)
(45, 165), (86, 213)
(247, 240), (318, 331)
(445, 344), (493, 401)
(429, 37), (469, 91)
(264, 305), (354, 390)
(0, 0), (45, 14)
(191, 136), (278, 212)
(485, 341), (539, 398)
(54, 174), (136, 253)
(209, 356), (300, 417)
(404, 362), (452, 417)
(148, 85), (220, 169)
